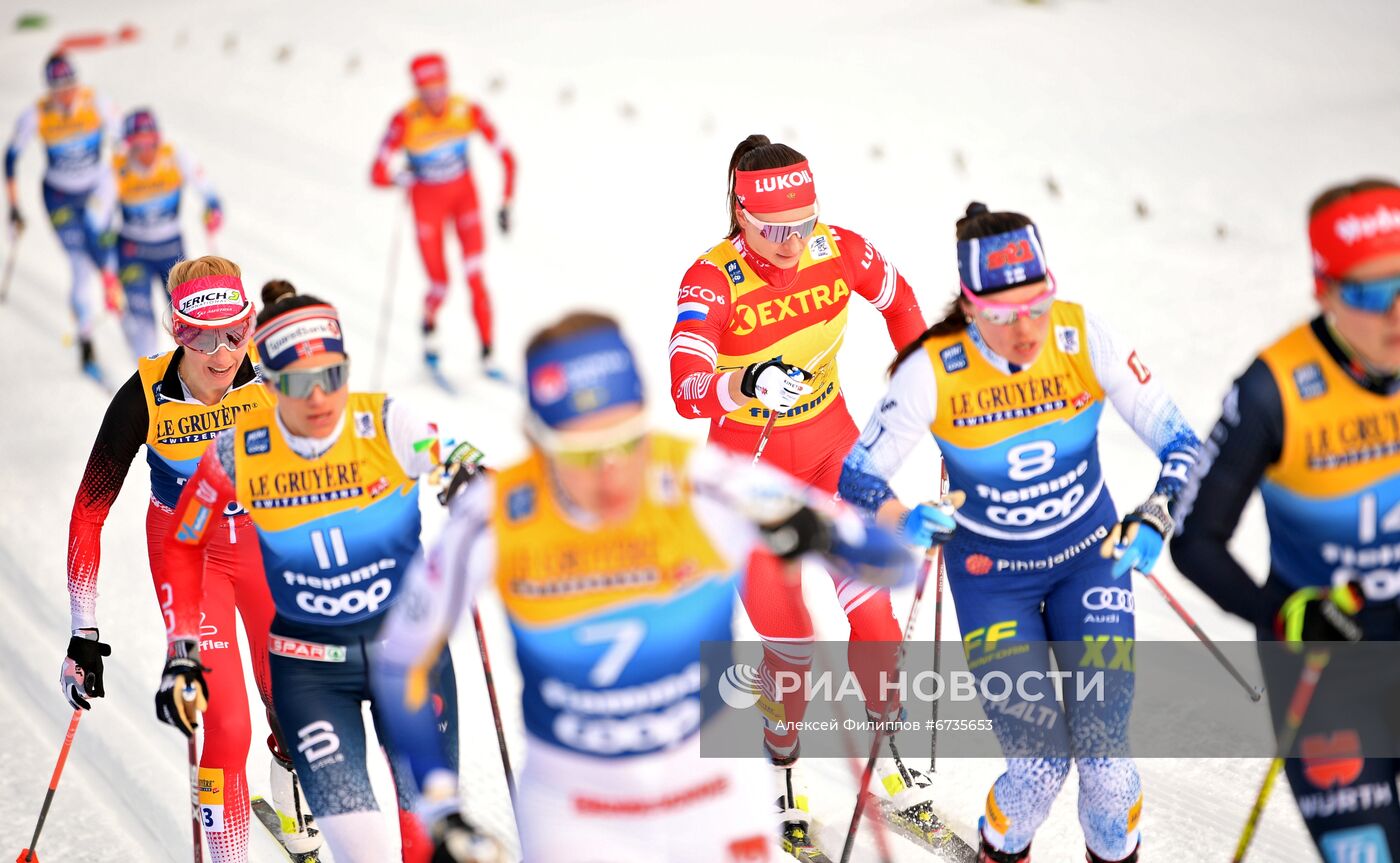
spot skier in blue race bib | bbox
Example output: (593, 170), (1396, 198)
(840, 202), (1201, 863)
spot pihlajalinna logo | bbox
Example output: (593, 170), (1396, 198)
(718, 663), (761, 709)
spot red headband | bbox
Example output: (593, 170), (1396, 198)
(411, 53), (447, 87)
(1310, 187), (1400, 294)
(734, 160), (817, 215)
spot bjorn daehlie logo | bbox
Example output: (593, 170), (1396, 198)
(717, 663), (761, 709)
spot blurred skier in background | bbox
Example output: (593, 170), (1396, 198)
(1173, 178), (1400, 861)
(93, 107), (223, 360)
(841, 202), (1203, 863)
(4, 52), (121, 381)
(370, 52), (516, 380)
(373, 311), (915, 862)
(62, 257), (322, 862)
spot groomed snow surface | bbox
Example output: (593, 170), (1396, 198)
(3, 0), (1398, 859)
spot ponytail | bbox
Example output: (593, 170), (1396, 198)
(726, 134), (807, 238)
(887, 201), (1038, 376)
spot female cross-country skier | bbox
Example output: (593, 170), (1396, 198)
(370, 52), (516, 378)
(154, 280), (502, 862)
(371, 310), (916, 862)
(840, 202), (1202, 863)
(1173, 178), (1400, 860)
(97, 107), (223, 359)
(4, 53), (120, 380)
(666, 134), (926, 851)
(61, 257), (321, 861)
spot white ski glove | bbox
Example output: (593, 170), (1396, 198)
(741, 357), (813, 414)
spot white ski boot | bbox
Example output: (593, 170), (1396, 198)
(268, 756), (323, 856)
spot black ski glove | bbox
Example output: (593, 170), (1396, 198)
(155, 638), (209, 737)
(60, 628), (112, 710)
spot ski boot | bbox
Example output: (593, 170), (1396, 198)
(423, 320), (442, 371)
(978, 827), (1030, 863)
(772, 750), (822, 860)
(979, 838), (1030, 862)
(268, 753), (324, 859)
(1088, 842), (1139, 863)
(480, 344), (507, 383)
(79, 337), (104, 386)
(429, 810), (507, 862)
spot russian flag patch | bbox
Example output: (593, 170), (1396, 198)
(676, 302), (708, 324)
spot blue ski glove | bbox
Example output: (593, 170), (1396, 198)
(899, 501), (957, 549)
(1100, 493), (1173, 578)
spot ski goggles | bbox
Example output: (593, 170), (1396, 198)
(260, 359), (351, 398)
(528, 412), (648, 467)
(1335, 274), (1400, 314)
(172, 316), (254, 355)
(741, 205), (820, 244)
(960, 272), (1058, 325)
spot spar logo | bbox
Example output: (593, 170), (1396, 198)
(717, 663), (761, 709)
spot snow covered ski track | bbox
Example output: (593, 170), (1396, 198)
(6, 0), (1399, 859)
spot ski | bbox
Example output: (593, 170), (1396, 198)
(781, 828), (834, 863)
(482, 365), (513, 387)
(81, 363), (112, 393)
(864, 792), (977, 862)
(424, 358), (458, 394)
(250, 796), (322, 863)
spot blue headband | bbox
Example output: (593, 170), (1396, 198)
(957, 225), (1048, 295)
(526, 327), (644, 428)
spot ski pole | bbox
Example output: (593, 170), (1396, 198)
(929, 459), (949, 775)
(184, 688), (204, 863)
(751, 330), (842, 467)
(371, 199), (407, 390)
(1, 222), (22, 303)
(841, 522), (949, 863)
(751, 409), (780, 466)
(16, 709), (82, 863)
(1135, 568), (1263, 701)
(1233, 649), (1329, 862)
(471, 604), (518, 812)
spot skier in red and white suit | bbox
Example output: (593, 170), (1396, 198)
(371, 52), (516, 372)
(667, 134), (926, 843)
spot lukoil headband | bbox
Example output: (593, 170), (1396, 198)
(734, 161), (817, 215)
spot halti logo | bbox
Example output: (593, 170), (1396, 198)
(244, 427), (270, 455)
(725, 260), (744, 285)
(1294, 362), (1327, 400)
(940, 344), (968, 373)
(1056, 326), (1080, 355)
(750, 170), (812, 194)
